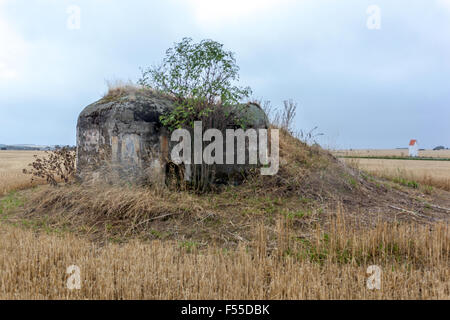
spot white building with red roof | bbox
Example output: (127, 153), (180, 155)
(408, 139), (419, 157)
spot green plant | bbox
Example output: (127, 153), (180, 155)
(394, 178), (419, 189)
(138, 37), (252, 131)
(424, 185), (433, 195)
(349, 178), (357, 188)
(0, 192), (24, 218)
(285, 209), (312, 220)
(407, 180), (419, 189)
(180, 240), (199, 253)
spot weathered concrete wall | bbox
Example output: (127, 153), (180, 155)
(76, 91), (269, 185)
(76, 91), (173, 184)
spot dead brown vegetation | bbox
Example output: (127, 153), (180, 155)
(0, 212), (448, 299)
(22, 147), (76, 186)
(101, 80), (176, 104)
(1, 128), (449, 299)
(4, 129), (447, 247)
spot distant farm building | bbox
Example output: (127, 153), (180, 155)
(408, 139), (419, 157)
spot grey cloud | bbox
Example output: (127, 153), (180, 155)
(0, 0), (448, 149)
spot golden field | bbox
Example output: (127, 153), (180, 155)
(0, 147), (449, 299)
(338, 153), (450, 192)
(0, 215), (448, 299)
(0, 151), (46, 196)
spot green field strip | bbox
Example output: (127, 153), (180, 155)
(337, 156), (450, 161)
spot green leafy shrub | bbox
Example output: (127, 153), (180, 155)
(138, 37), (252, 131)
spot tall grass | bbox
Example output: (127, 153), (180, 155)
(1, 134), (449, 299)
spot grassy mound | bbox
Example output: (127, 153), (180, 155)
(249, 128), (370, 199)
(4, 129), (446, 247)
(1, 129), (449, 299)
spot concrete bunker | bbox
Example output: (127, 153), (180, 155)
(76, 89), (269, 185)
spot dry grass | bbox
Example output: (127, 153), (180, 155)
(101, 80), (176, 104)
(103, 80), (145, 100)
(0, 212), (448, 299)
(335, 149), (450, 159)
(0, 151), (46, 196)
(1, 134), (449, 299)
(4, 182), (326, 247)
(343, 158), (450, 192)
(247, 128), (365, 200)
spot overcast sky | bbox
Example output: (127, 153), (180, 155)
(0, 0), (449, 149)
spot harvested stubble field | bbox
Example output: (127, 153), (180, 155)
(0, 215), (448, 299)
(340, 157), (450, 192)
(0, 134), (449, 299)
(334, 149), (450, 159)
(0, 151), (46, 196)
